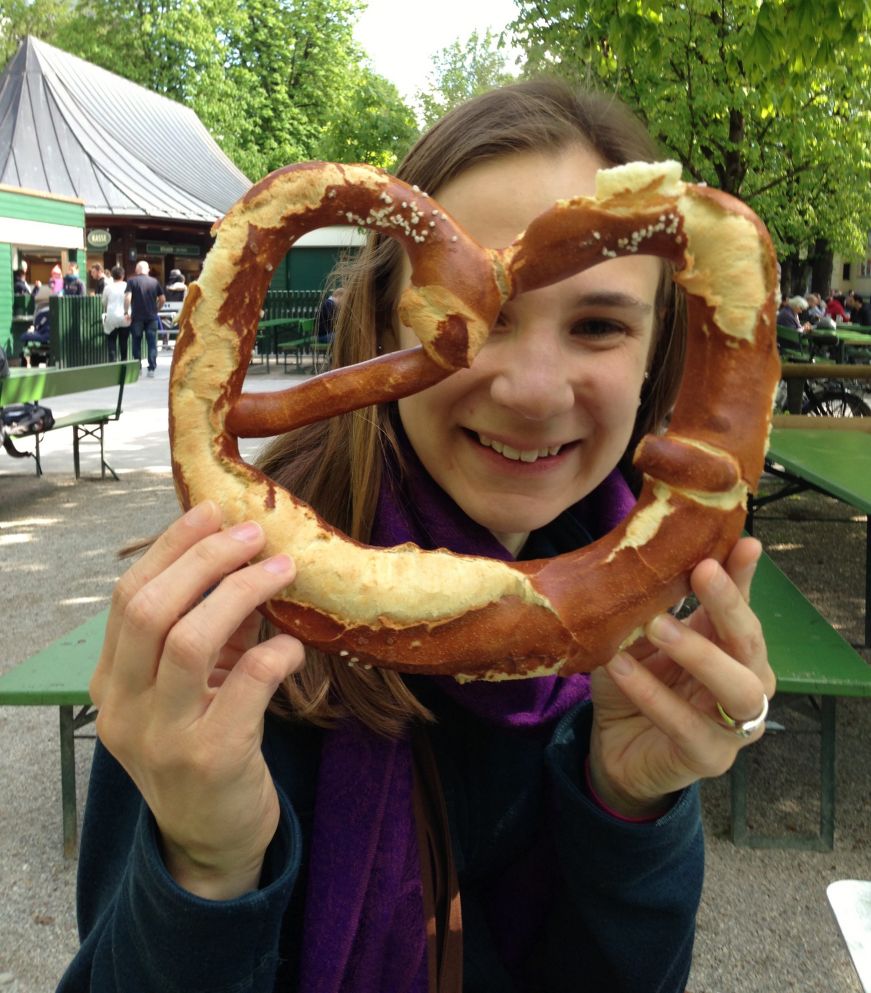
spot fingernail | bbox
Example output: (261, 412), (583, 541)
(262, 554), (293, 575)
(228, 521), (262, 542)
(608, 652), (635, 677)
(648, 613), (682, 643)
(184, 500), (216, 527)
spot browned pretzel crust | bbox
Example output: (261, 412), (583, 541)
(169, 160), (780, 680)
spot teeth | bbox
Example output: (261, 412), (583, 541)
(478, 435), (561, 463)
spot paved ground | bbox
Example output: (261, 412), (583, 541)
(1, 351), (869, 992)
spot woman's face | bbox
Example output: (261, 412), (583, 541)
(396, 146), (662, 555)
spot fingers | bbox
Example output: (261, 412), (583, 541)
(603, 652), (755, 781)
(97, 503), (302, 730)
(643, 612), (769, 723)
(153, 553), (298, 719)
(688, 541), (775, 703)
(107, 519), (272, 700)
(603, 537), (774, 760)
(92, 501), (224, 704)
(207, 634), (305, 736)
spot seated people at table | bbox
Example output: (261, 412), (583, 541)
(20, 285), (51, 367)
(825, 292), (849, 323)
(777, 295), (811, 332)
(803, 293), (826, 324)
(314, 286), (344, 344)
(846, 291), (871, 327)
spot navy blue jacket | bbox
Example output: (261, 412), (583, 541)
(58, 698), (703, 993)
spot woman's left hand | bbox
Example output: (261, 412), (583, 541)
(587, 536), (775, 819)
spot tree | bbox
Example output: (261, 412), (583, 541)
(417, 28), (516, 129)
(315, 65), (419, 168)
(0, 0), (76, 67)
(510, 0), (871, 292)
(0, 0), (418, 181)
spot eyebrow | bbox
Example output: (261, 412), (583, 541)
(573, 290), (654, 313)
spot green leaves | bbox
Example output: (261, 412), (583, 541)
(0, 0), (417, 180)
(511, 0), (871, 275)
(416, 28), (516, 130)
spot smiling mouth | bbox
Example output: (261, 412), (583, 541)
(477, 433), (563, 464)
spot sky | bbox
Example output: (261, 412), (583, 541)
(353, 0), (521, 100)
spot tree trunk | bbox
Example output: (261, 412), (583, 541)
(809, 238), (834, 295)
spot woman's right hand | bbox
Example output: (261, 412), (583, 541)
(90, 500), (305, 901)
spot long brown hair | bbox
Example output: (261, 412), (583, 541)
(259, 79), (686, 736)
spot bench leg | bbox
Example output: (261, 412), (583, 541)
(58, 704), (99, 858)
(73, 424), (118, 481)
(34, 433), (43, 476)
(865, 518), (870, 649)
(819, 696), (836, 850)
(729, 695), (836, 851)
(59, 706), (78, 859)
(73, 426), (81, 478)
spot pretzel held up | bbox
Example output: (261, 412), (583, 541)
(169, 160), (780, 680)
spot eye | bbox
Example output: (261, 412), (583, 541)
(570, 317), (627, 340)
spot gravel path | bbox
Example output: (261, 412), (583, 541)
(1, 353), (868, 992)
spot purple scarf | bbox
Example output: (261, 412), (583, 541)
(297, 452), (636, 993)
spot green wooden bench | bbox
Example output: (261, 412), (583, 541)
(731, 553), (871, 851)
(0, 609), (107, 858)
(275, 318), (330, 374)
(0, 360), (140, 478)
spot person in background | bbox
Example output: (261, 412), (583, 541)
(824, 292), (849, 323)
(49, 264), (63, 295)
(90, 263), (111, 296)
(20, 284), (51, 366)
(102, 265), (129, 362)
(124, 260), (165, 378)
(777, 295), (811, 332)
(161, 268), (187, 349)
(315, 285), (345, 344)
(13, 268), (29, 295)
(846, 291), (871, 327)
(63, 262), (86, 296)
(803, 293), (826, 324)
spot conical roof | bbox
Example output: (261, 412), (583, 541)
(0, 36), (250, 223)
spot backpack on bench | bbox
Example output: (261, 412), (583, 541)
(1, 402), (55, 437)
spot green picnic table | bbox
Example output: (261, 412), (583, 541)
(752, 428), (871, 647)
(831, 328), (871, 362)
(0, 609), (106, 857)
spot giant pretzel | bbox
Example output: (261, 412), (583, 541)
(169, 160), (780, 680)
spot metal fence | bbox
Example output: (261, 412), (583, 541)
(263, 289), (322, 322)
(49, 296), (108, 368)
(9, 290), (325, 368)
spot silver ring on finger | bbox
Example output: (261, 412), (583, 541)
(716, 694), (769, 738)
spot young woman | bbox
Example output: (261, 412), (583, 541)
(60, 81), (774, 993)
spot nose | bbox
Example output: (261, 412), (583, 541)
(488, 326), (576, 421)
